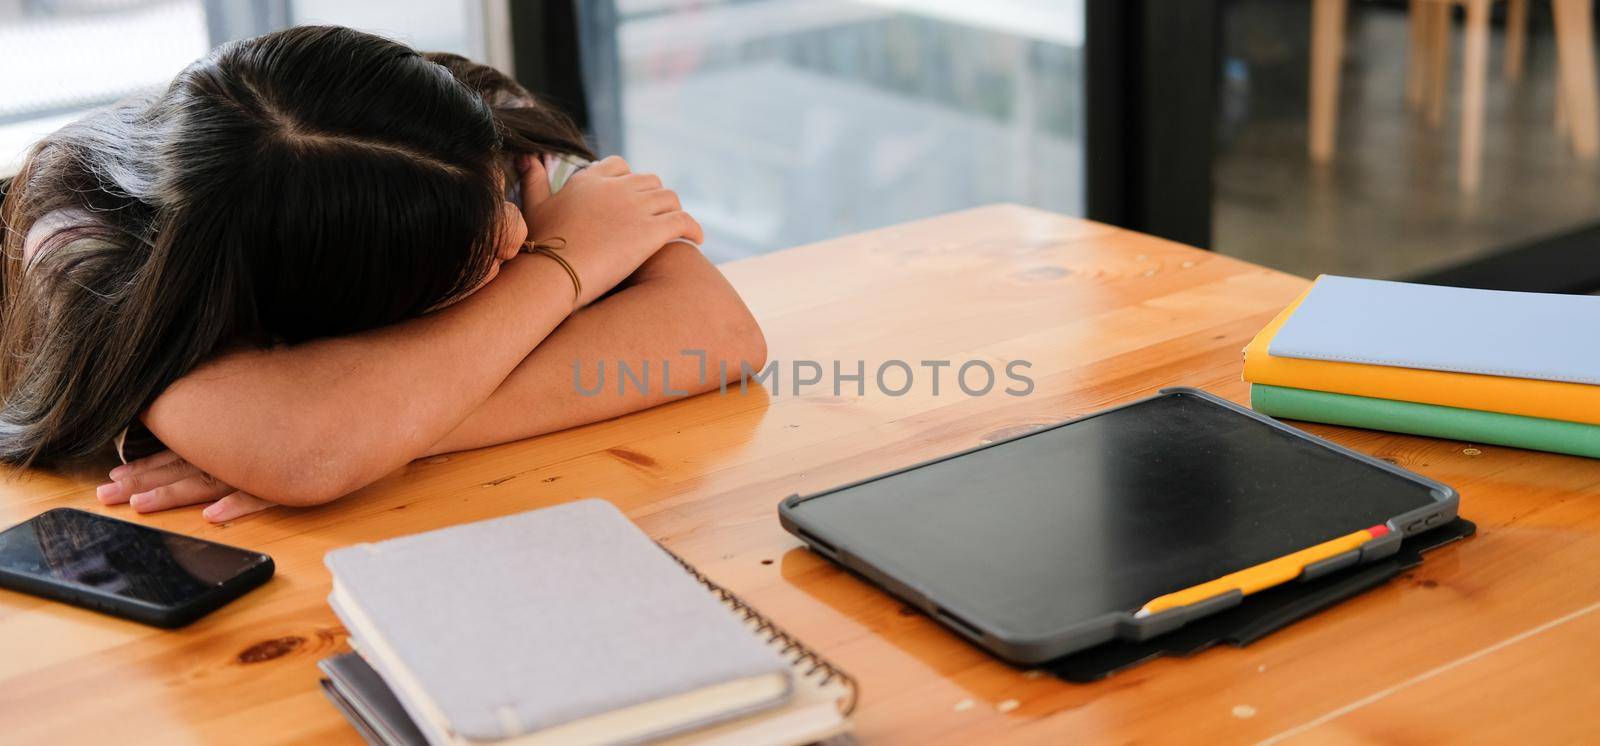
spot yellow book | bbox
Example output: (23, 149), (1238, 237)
(1243, 286), (1600, 426)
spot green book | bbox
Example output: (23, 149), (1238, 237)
(1250, 384), (1600, 459)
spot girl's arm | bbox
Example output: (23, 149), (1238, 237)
(137, 253), (571, 507)
(423, 240), (766, 455)
(103, 241), (761, 522)
(100, 157), (700, 508)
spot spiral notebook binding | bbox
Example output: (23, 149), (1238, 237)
(661, 546), (859, 716)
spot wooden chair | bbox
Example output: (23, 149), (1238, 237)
(1310, 0), (1598, 193)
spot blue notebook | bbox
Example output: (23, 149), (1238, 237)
(1269, 275), (1600, 385)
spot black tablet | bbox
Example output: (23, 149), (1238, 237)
(778, 388), (1457, 664)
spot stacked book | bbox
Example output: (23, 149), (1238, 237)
(321, 500), (855, 746)
(1245, 275), (1600, 458)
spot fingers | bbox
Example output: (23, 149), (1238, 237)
(97, 456), (205, 505)
(642, 188), (682, 215)
(108, 449), (181, 482)
(622, 172), (663, 191)
(92, 448), (272, 523)
(203, 492), (274, 523)
(518, 154), (551, 216)
(586, 154), (630, 177)
(126, 475), (236, 514)
(656, 210), (705, 245)
(682, 212), (705, 244)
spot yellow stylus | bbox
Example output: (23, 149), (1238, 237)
(1134, 524), (1391, 618)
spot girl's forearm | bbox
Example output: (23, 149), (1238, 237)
(143, 255), (576, 505)
(424, 243), (765, 455)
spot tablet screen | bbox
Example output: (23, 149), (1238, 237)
(785, 391), (1448, 648)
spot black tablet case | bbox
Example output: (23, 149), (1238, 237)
(780, 388), (1459, 664)
(1046, 517), (1475, 682)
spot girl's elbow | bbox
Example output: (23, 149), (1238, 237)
(241, 442), (365, 507)
(264, 478), (348, 508)
(718, 307), (767, 377)
(237, 466), (348, 508)
(737, 317), (768, 373)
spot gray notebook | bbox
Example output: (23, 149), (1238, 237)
(325, 499), (793, 745)
(1270, 275), (1600, 384)
(321, 653), (430, 746)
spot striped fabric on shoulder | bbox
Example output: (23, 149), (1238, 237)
(544, 153), (589, 194)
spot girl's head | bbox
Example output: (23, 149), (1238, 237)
(0, 26), (590, 466)
(421, 51), (595, 185)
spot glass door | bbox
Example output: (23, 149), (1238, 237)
(575, 0), (1088, 261)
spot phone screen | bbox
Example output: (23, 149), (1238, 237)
(0, 508), (268, 607)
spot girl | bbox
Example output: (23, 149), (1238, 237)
(0, 26), (765, 522)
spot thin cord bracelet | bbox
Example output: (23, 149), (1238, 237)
(522, 237), (581, 305)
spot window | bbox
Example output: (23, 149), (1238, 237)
(0, 0), (506, 176)
(1, 1), (209, 175)
(580, 0), (1087, 261)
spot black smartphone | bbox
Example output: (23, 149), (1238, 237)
(0, 508), (273, 628)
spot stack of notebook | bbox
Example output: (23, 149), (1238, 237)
(1244, 274), (1600, 458)
(320, 499), (855, 746)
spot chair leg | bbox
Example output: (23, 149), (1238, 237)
(1557, 62), (1570, 136)
(1505, 0), (1528, 83)
(1310, 0), (1347, 163)
(1461, 0), (1490, 192)
(1554, 0), (1600, 157)
(1408, 0), (1428, 109)
(1427, 1), (1452, 128)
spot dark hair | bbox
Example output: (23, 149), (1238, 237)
(0, 26), (583, 467)
(420, 52), (595, 175)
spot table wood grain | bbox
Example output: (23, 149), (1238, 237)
(3, 205), (1597, 744)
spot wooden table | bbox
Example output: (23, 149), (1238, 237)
(4, 205), (1599, 744)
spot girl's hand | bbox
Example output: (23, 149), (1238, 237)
(517, 154), (703, 306)
(95, 451), (273, 523)
(516, 153), (554, 212)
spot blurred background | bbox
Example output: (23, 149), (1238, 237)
(3, 0), (1600, 290)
